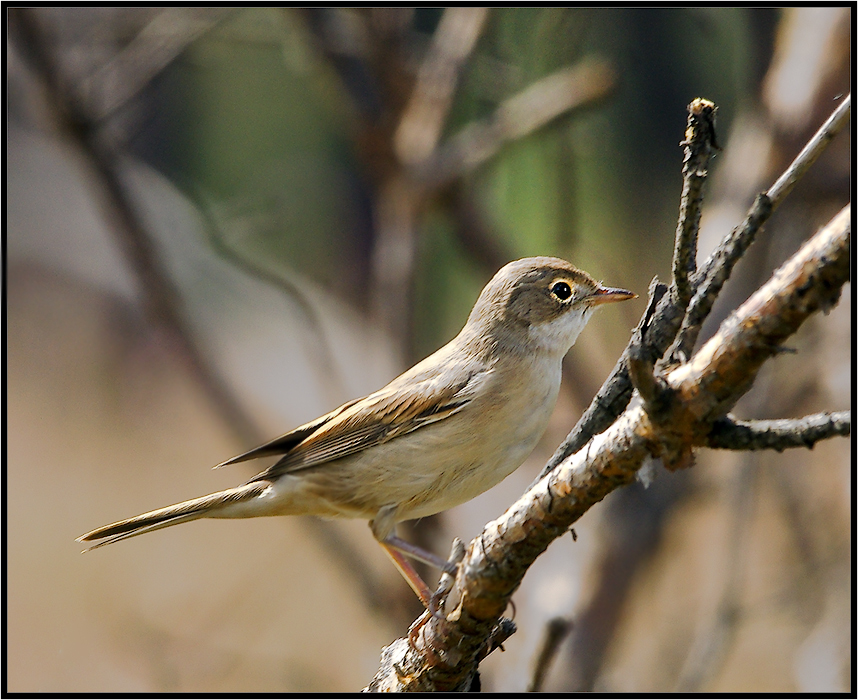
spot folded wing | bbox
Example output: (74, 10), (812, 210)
(233, 365), (492, 483)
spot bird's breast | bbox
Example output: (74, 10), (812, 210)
(395, 355), (563, 519)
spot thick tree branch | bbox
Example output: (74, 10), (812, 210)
(706, 411), (851, 452)
(666, 205), (849, 425)
(367, 203), (850, 691)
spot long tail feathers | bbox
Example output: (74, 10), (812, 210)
(77, 482), (269, 552)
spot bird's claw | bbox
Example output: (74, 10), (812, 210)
(431, 537), (464, 610)
(408, 538), (466, 649)
(443, 537), (466, 576)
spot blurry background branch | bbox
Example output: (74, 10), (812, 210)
(8, 6), (408, 622)
(9, 7), (260, 448)
(414, 58), (617, 191)
(394, 8), (489, 166)
(526, 617), (573, 693)
(303, 8), (619, 353)
(81, 8), (235, 123)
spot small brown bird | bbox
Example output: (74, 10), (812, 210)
(78, 257), (634, 604)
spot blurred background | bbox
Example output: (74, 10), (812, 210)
(5, 7), (851, 692)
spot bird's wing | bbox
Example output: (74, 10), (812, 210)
(245, 365), (492, 482)
(213, 397), (363, 468)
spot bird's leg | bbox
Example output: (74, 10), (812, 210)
(371, 507), (461, 612)
(382, 533), (458, 574)
(380, 535), (466, 612)
(371, 510), (467, 648)
(380, 541), (434, 607)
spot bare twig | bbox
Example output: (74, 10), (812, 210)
(766, 93), (851, 209)
(672, 98), (718, 307)
(707, 411), (851, 452)
(668, 194), (773, 363)
(527, 617), (573, 692)
(627, 334), (673, 419)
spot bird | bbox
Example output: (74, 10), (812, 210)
(78, 257), (635, 605)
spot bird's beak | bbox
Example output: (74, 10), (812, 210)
(586, 285), (637, 305)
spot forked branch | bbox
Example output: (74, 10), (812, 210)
(367, 98), (851, 692)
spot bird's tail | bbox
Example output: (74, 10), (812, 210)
(77, 482), (270, 551)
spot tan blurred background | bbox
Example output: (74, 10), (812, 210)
(5, 7), (851, 692)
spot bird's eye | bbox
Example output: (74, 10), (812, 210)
(550, 281), (572, 301)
